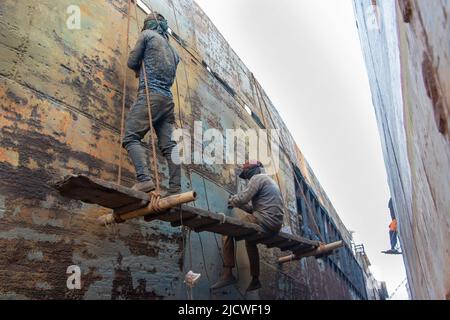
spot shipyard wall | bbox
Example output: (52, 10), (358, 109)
(353, 0), (450, 299)
(1, 0), (367, 299)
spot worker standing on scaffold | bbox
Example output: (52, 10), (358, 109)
(123, 12), (181, 196)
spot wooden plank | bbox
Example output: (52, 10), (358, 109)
(261, 235), (284, 245)
(159, 210), (197, 223)
(165, 205), (321, 252)
(237, 232), (272, 242)
(278, 232), (320, 247)
(267, 240), (289, 248)
(114, 200), (148, 215)
(194, 221), (221, 233)
(54, 175), (323, 255)
(55, 174), (149, 209)
(170, 215), (200, 227)
(289, 243), (313, 253)
(279, 242), (300, 251)
(277, 240), (296, 249)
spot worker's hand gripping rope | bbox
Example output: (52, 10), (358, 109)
(148, 191), (164, 214)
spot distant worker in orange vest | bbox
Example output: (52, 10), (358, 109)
(383, 198), (401, 255)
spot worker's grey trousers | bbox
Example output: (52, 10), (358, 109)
(222, 213), (263, 278)
(122, 91), (181, 189)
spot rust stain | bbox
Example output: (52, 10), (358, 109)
(0, 148), (19, 167)
(422, 52), (449, 138)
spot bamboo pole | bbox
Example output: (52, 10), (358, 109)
(98, 191), (197, 225)
(278, 240), (344, 264)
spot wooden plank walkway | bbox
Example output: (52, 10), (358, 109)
(55, 175), (322, 256)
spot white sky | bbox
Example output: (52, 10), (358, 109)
(195, 0), (408, 300)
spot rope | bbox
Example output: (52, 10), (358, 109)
(201, 176), (245, 298)
(132, 0), (161, 193)
(250, 73), (294, 233)
(121, 2), (196, 298)
(251, 74), (325, 243)
(295, 175), (325, 242)
(117, 0), (132, 184)
(232, 238), (247, 300)
(213, 233), (225, 264)
(116, 0), (162, 192)
(178, 205), (196, 300)
(261, 260), (307, 288)
(251, 78), (284, 176)
(179, 205), (186, 266)
(187, 228), (193, 300)
(188, 228), (193, 271)
(197, 233), (211, 283)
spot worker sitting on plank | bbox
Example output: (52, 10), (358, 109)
(122, 12), (181, 195)
(211, 161), (284, 292)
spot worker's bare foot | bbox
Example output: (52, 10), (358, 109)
(210, 275), (237, 290)
(246, 278), (261, 292)
(132, 180), (155, 193)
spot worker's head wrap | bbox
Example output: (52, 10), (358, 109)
(238, 160), (263, 180)
(142, 12), (169, 38)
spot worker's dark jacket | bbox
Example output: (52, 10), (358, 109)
(229, 174), (284, 232)
(127, 29), (179, 98)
